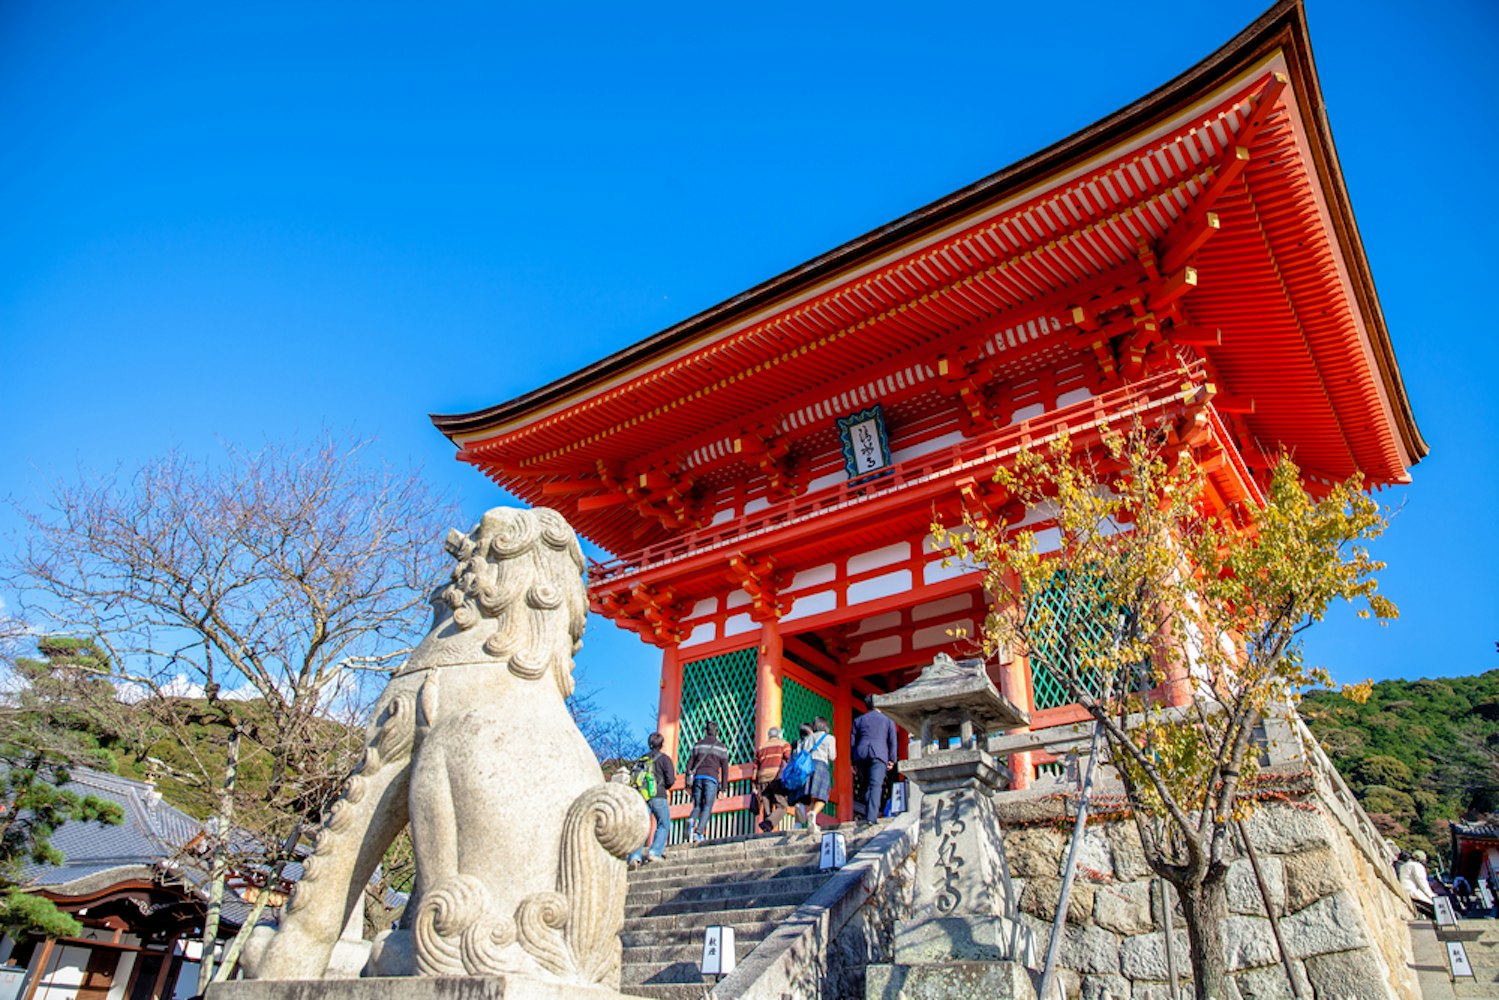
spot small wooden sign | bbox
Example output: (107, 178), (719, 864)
(1434, 895), (1458, 927)
(701, 924), (737, 976)
(819, 830), (847, 870)
(1446, 941), (1474, 979)
(837, 404), (893, 481)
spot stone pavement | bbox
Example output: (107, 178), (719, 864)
(1408, 917), (1499, 999)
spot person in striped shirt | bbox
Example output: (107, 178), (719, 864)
(685, 721), (730, 843)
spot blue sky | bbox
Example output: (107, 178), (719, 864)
(2, 0), (1495, 729)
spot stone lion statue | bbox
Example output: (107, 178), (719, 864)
(245, 506), (649, 989)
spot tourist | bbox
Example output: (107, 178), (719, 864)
(850, 693), (897, 826)
(798, 716), (836, 837)
(1398, 849), (1436, 918)
(685, 721), (730, 843)
(792, 722), (813, 828)
(627, 732), (676, 869)
(753, 726), (793, 833)
(1453, 874), (1473, 911)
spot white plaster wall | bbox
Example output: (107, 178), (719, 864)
(911, 593), (974, 621)
(681, 622), (716, 648)
(723, 613), (756, 637)
(890, 429), (965, 465)
(851, 611), (902, 636)
(851, 636), (902, 663)
(782, 590), (837, 622)
(788, 563), (836, 592)
(913, 620), (974, 649)
(847, 542), (910, 576)
(105, 951), (136, 1000)
(34, 944), (88, 1000)
(923, 558), (972, 585)
(847, 570), (911, 607)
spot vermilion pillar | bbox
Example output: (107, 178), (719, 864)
(833, 675), (855, 822)
(999, 649), (1036, 790)
(754, 619), (784, 749)
(658, 644), (684, 765)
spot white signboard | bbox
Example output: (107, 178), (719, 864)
(701, 925), (736, 976)
(890, 780), (908, 816)
(1446, 941), (1474, 979)
(1478, 882), (1494, 910)
(1434, 895), (1458, 928)
(819, 830), (847, 870)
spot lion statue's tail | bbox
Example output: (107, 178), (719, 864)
(514, 782), (649, 986)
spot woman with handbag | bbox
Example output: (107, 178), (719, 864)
(797, 716), (836, 837)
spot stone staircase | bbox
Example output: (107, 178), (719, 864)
(620, 825), (884, 999)
(1447, 919), (1499, 998)
(1409, 918), (1499, 999)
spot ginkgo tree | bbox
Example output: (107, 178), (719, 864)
(933, 414), (1392, 1000)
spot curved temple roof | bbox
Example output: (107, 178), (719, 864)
(433, 0), (1423, 560)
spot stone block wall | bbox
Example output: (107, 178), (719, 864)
(996, 775), (1421, 1000)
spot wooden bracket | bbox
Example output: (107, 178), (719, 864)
(591, 583), (690, 648)
(728, 552), (794, 622)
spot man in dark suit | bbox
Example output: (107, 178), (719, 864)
(850, 693), (898, 825)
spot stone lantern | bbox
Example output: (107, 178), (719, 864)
(865, 653), (1039, 999)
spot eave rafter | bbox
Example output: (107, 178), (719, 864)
(734, 424), (802, 501)
(565, 457), (707, 533)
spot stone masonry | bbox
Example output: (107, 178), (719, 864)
(991, 771), (1421, 1000)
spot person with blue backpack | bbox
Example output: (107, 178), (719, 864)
(787, 717), (835, 837)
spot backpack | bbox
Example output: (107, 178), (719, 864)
(629, 753), (657, 800)
(780, 734), (826, 795)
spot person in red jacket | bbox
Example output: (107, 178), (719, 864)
(753, 726), (793, 833)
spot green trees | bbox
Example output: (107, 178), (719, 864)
(0, 765), (123, 938)
(1303, 670), (1499, 859)
(0, 630), (126, 938)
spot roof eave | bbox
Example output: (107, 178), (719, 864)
(431, 0), (1425, 468)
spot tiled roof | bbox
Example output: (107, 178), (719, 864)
(16, 767), (204, 887)
(1452, 821), (1499, 841)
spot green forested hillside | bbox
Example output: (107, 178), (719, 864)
(1301, 670), (1499, 863)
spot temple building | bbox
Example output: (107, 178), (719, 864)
(432, 0), (1423, 840)
(0, 769), (251, 1000)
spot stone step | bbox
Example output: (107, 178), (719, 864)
(631, 826), (882, 882)
(627, 859), (826, 895)
(621, 929), (777, 968)
(622, 957), (717, 986)
(628, 870), (831, 909)
(621, 981), (715, 1000)
(621, 920), (779, 950)
(621, 903), (799, 934)
(626, 880), (822, 919)
(660, 823), (885, 861)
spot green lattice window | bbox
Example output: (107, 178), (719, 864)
(678, 647), (758, 770)
(781, 678), (837, 814)
(780, 677), (833, 745)
(1026, 571), (1150, 710)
